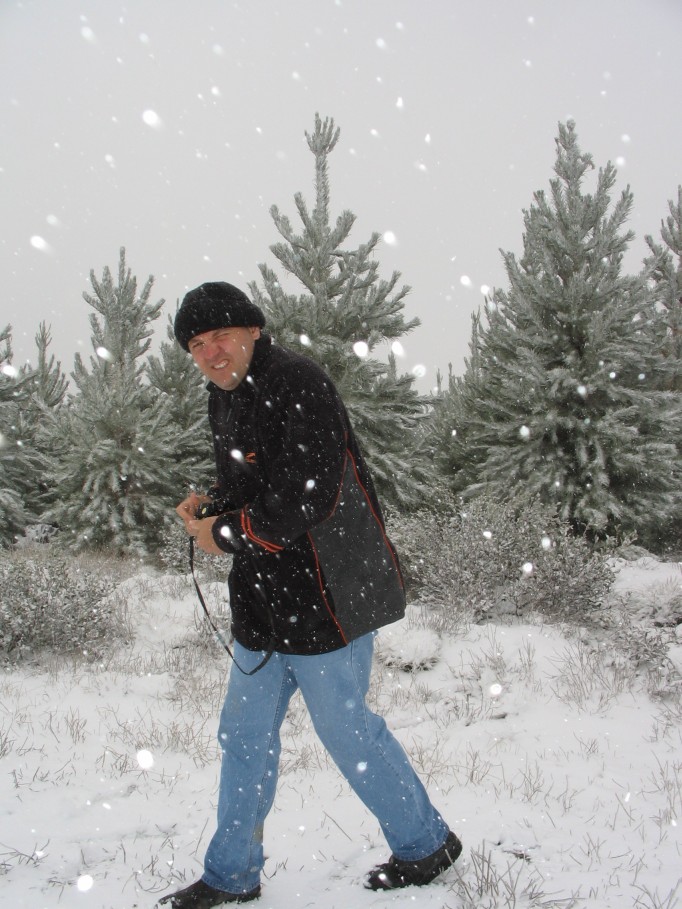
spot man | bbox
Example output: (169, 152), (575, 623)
(161, 282), (461, 907)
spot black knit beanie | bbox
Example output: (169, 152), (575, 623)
(174, 282), (266, 351)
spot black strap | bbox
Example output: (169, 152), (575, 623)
(189, 536), (274, 676)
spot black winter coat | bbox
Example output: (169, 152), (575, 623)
(206, 334), (405, 655)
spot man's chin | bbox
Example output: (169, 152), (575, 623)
(214, 373), (240, 390)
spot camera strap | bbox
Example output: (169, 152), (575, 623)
(188, 536), (274, 676)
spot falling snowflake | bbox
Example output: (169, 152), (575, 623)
(137, 749), (154, 769)
(142, 109), (163, 129)
(30, 235), (52, 253)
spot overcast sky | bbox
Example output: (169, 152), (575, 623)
(2, 0), (681, 391)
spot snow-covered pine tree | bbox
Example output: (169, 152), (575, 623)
(248, 114), (429, 511)
(642, 188), (682, 548)
(437, 122), (681, 541)
(0, 326), (45, 545)
(25, 322), (69, 412)
(645, 187), (682, 393)
(12, 323), (70, 528)
(44, 249), (179, 555)
(146, 314), (214, 492)
(425, 311), (488, 496)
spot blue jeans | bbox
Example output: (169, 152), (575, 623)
(202, 633), (449, 894)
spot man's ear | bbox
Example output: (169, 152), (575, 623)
(250, 326), (261, 340)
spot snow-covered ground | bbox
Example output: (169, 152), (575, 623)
(1, 557), (681, 909)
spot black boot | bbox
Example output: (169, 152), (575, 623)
(365, 831), (462, 890)
(157, 879), (261, 907)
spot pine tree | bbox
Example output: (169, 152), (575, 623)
(25, 323), (69, 411)
(0, 326), (45, 545)
(43, 249), (179, 555)
(433, 122), (681, 541)
(425, 312), (487, 496)
(642, 188), (682, 547)
(16, 323), (69, 518)
(146, 314), (214, 491)
(248, 114), (429, 510)
(644, 187), (682, 392)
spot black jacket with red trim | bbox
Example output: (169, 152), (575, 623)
(205, 333), (405, 655)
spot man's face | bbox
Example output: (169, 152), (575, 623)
(188, 326), (261, 391)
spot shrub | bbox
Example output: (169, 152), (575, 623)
(155, 520), (229, 582)
(0, 547), (126, 661)
(387, 494), (615, 624)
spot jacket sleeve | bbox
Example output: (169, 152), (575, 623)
(211, 360), (348, 553)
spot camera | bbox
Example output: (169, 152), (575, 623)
(196, 497), (231, 520)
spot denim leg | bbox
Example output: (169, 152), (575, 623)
(202, 645), (297, 893)
(291, 634), (449, 861)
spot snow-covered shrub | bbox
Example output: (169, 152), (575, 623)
(586, 562), (682, 691)
(13, 523), (58, 546)
(376, 604), (442, 672)
(387, 494), (614, 623)
(156, 520), (229, 581)
(0, 547), (124, 661)
(613, 577), (682, 629)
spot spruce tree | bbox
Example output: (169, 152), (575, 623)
(435, 122), (681, 541)
(248, 114), (428, 510)
(44, 249), (179, 555)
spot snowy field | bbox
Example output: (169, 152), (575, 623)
(1, 556), (681, 909)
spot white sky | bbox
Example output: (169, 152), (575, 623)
(1, 0), (681, 390)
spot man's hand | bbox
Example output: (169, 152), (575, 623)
(187, 514), (224, 555)
(175, 492), (224, 556)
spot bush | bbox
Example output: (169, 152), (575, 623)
(155, 520), (229, 582)
(0, 547), (126, 661)
(387, 494), (615, 624)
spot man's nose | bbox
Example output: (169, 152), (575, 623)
(203, 339), (221, 358)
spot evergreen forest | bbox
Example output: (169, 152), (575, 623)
(1, 115), (680, 560)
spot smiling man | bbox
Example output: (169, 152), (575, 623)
(163, 281), (460, 908)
